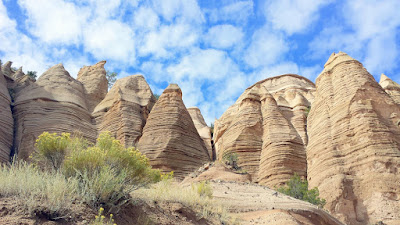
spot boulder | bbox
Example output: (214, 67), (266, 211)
(187, 107), (213, 160)
(137, 84), (210, 179)
(0, 68), (13, 162)
(214, 74), (314, 184)
(379, 73), (400, 105)
(307, 52), (400, 225)
(77, 61), (108, 112)
(13, 64), (96, 160)
(93, 75), (156, 147)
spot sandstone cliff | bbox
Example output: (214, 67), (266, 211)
(77, 61), (108, 112)
(93, 75), (156, 147)
(214, 74), (314, 184)
(379, 73), (400, 105)
(0, 67), (13, 162)
(13, 64), (97, 160)
(137, 84), (210, 179)
(187, 107), (213, 160)
(307, 52), (400, 225)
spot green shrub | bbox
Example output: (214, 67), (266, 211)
(277, 174), (326, 207)
(33, 132), (71, 170)
(222, 152), (239, 170)
(192, 181), (213, 198)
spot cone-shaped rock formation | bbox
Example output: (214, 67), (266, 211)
(187, 107), (213, 160)
(379, 73), (400, 105)
(137, 84), (210, 179)
(93, 75), (156, 147)
(77, 61), (108, 112)
(307, 52), (400, 225)
(0, 68), (13, 162)
(214, 74), (314, 184)
(13, 64), (96, 160)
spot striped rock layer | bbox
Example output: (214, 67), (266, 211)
(0, 67), (13, 162)
(13, 64), (97, 160)
(187, 107), (213, 159)
(307, 52), (400, 225)
(137, 84), (210, 179)
(93, 75), (156, 147)
(379, 73), (400, 105)
(214, 74), (315, 186)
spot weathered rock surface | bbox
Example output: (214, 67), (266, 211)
(380, 73), (400, 105)
(137, 84), (210, 179)
(13, 64), (96, 160)
(77, 61), (108, 112)
(93, 75), (156, 147)
(1, 61), (14, 77)
(187, 107), (213, 159)
(214, 74), (314, 184)
(307, 52), (400, 225)
(0, 68), (13, 162)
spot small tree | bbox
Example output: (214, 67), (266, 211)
(106, 71), (117, 89)
(27, 71), (37, 80)
(153, 94), (160, 100)
(277, 174), (326, 207)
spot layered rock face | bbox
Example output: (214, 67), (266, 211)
(187, 107), (213, 159)
(13, 64), (97, 160)
(93, 75), (156, 147)
(380, 73), (400, 105)
(214, 74), (314, 185)
(307, 52), (400, 225)
(77, 61), (108, 112)
(0, 68), (13, 162)
(137, 84), (210, 179)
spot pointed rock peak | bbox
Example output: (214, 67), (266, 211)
(322, 51), (357, 74)
(162, 83), (182, 97)
(38, 63), (72, 83)
(77, 61), (106, 79)
(379, 73), (400, 90)
(2, 61), (13, 77)
(379, 73), (390, 84)
(13, 67), (25, 79)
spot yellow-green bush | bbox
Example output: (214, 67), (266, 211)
(33, 132), (71, 170)
(192, 181), (213, 198)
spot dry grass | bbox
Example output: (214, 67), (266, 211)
(0, 160), (80, 219)
(132, 179), (240, 224)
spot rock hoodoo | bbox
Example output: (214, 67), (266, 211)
(187, 107), (213, 159)
(379, 73), (400, 105)
(213, 74), (314, 184)
(13, 64), (97, 160)
(307, 52), (400, 225)
(77, 61), (108, 112)
(137, 84), (210, 179)
(93, 75), (156, 147)
(0, 68), (13, 162)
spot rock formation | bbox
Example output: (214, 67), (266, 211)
(13, 64), (97, 160)
(379, 73), (400, 105)
(307, 52), (400, 225)
(214, 74), (314, 184)
(1, 61), (14, 77)
(77, 61), (108, 112)
(0, 68), (13, 162)
(137, 84), (210, 179)
(187, 107), (213, 159)
(93, 75), (156, 147)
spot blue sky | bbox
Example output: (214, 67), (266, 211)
(1, 0), (399, 124)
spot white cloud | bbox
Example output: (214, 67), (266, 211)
(138, 23), (199, 58)
(244, 27), (288, 68)
(204, 24), (244, 49)
(133, 7), (160, 30)
(264, 0), (332, 35)
(84, 0), (121, 19)
(364, 33), (398, 75)
(83, 19), (135, 62)
(167, 48), (239, 80)
(18, 0), (88, 45)
(208, 1), (253, 24)
(151, 0), (204, 23)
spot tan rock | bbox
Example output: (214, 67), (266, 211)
(379, 73), (400, 105)
(77, 61), (108, 112)
(13, 64), (96, 160)
(187, 107), (213, 160)
(137, 84), (210, 179)
(307, 52), (400, 225)
(13, 67), (25, 80)
(0, 68), (13, 162)
(1, 61), (14, 78)
(93, 75), (156, 147)
(214, 74), (314, 184)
